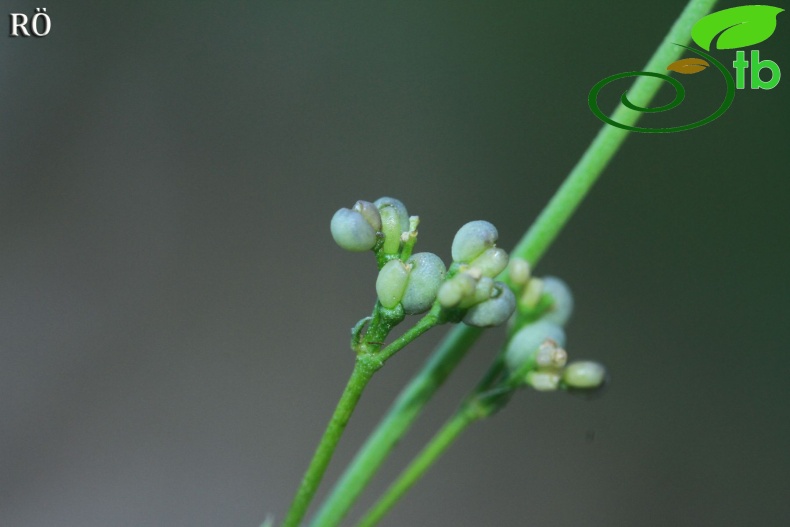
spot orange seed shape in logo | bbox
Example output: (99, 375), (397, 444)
(666, 57), (710, 74)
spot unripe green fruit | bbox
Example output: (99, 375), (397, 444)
(353, 200), (382, 232)
(376, 260), (410, 309)
(541, 276), (574, 326)
(562, 361), (606, 389)
(470, 247), (509, 278)
(451, 220), (498, 263)
(437, 272), (476, 308)
(375, 197), (410, 255)
(401, 252), (446, 315)
(374, 197), (409, 232)
(459, 275), (494, 309)
(473, 276), (495, 302)
(330, 208), (377, 252)
(437, 281), (462, 308)
(463, 282), (516, 327)
(505, 320), (566, 373)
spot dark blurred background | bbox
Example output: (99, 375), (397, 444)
(2, 1), (788, 526)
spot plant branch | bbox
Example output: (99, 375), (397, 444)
(310, 324), (483, 527)
(310, 1), (719, 525)
(506, 0), (719, 272)
(379, 308), (440, 363)
(282, 358), (379, 527)
(355, 403), (483, 527)
(282, 308), (439, 527)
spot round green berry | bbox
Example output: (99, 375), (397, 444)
(462, 282), (515, 327)
(451, 220), (498, 263)
(541, 276), (573, 326)
(353, 200), (382, 232)
(470, 247), (509, 278)
(505, 320), (566, 373)
(562, 361), (606, 389)
(401, 252), (446, 315)
(376, 260), (410, 309)
(458, 275), (494, 309)
(330, 208), (377, 252)
(437, 272), (476, 308)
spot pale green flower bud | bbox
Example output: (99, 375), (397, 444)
(519, 276), (543, 309)
(436, 282), (461, 309)
(451, 220), (498, 263)
(505, 320), (566, 373)
(541, 276), (573, 326)
(375, 197), (410, 254)
(330, 208), (377, 252)
(374, 197), (409, 231)
(401, 252), (446, 315)
(352, 200), (382, 232)
(459, 275), (494, 308)
(408, 215), (420, 233)
(562, 361), (606, 389)
(535, 340), (568, 369)
(376, 260), (410, 309)
(508, 257), (530, 286)
(526, 371), (561, 391)
(470, 247), (509, 278)
(462, 282), (516, 327)
(437, 272), (477, 308)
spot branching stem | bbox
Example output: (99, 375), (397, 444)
(281, 308), (439, 527)
(310, 1), (719, 525)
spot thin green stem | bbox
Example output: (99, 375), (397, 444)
(355, 404), (482, 527)
(310, 1), (718, 525)
(310, 324), (483, 527)
(379, 308), (440, 362)
(506, 0), (718, 273)
(282, 358), (379, 527)
(282, 308), (438, 527)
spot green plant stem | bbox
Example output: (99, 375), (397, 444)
(358, 354), (527, 527)
(356, 403), (484, 527)
(310, 324), (482, 527)
(282, 313), (440, 527)
(379, 311), (440, 362)
(310, 1), (718, 525)
(506, 0), (719, 272)
(282, 358), (378, 527)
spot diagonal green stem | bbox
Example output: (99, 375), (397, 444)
(282, 358), (378, 527)
(281, 313), (440, 527)
(357, 348), (543, 527)
(310, 1), (718, 525)
(506, 0), (719, 271)
(355, 404), (482, 527)
(309, 324), (482, 527)
(379, 308), (441, 363)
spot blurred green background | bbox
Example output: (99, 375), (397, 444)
(2, 1), (788, 526)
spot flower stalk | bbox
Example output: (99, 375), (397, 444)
(310, 1), (719, 525)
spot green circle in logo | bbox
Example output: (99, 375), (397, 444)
(588, 45), (735, 133)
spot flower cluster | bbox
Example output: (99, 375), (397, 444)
(438, 221), (515, 327)
(330, 197), (516, 328)
(504, 272), (606, 392)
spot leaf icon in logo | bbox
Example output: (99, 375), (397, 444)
(666, 57), (710, 74)
(691, 5), (784, 51)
